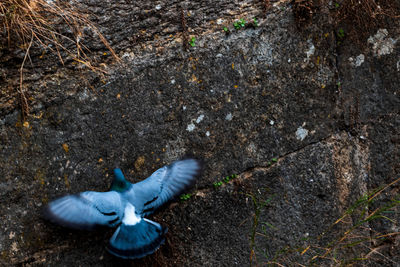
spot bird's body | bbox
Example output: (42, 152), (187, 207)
(44, 158), (201, 259)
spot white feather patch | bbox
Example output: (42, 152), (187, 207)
(122, 203), (141, 225)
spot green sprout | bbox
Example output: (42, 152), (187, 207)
(189, 36), (196, 47)
(233, 18), (246, 30)
(338, 28), (345, 38)
(180, 193), (192, 201)
(213, 181), (223, 188)
(225, 174), (238, 182)
(213, 174), (238, 189)
(337, 81), (341, 87)
(253, 17), (258, 27)
(267, 158), (278, 166)
(223, 26), (229, 33)
(334, 2), (340, 8)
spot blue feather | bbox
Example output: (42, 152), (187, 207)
(44, 191), (123, 230)
(107, 218), (167, 259)
(44, 158), (202, 259)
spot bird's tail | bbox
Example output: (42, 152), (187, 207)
(107, 218), (167, 259)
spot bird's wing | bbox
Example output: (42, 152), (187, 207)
(129, 158), (202, 216)
(107, 203), (167, 259)
(44, 191), (124, 230)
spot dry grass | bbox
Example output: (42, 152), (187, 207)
(335, 0), (400, 43)
(261, 176), (400, 266)
(292, 0), (399, 43)
(0, 0), (119, 118)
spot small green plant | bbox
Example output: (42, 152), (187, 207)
(223, 26), (229, 33)
(213, 174), (238, 188)
(338, 28), (345, 38)
(189, 36), (196, 47)
(337, 81), (341, 87)
(213, 181), (223, 188)
(224, 174), (238, 182)
(261, 221), (276, 233)
(253, 17), (259, 27)
(233, 18), (246, 30)
(267, 157), (278, 166)
(248, 191), (275, 266)
(334, 2), (340, 8)
(180, 193), (192, 201)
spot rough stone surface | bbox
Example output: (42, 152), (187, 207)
(0, 0), (399, 266)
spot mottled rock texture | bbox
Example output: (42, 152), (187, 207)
(0, 0), (399, 266)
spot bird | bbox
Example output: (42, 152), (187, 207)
(44, 158), (202, 259)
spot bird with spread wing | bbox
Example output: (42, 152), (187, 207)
(44, 158), (202, 259)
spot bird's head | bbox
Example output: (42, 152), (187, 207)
(110, 168), (130, 192)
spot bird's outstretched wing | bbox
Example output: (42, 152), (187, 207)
(44, 191), (124, 230)
(129, 158), (202, 216)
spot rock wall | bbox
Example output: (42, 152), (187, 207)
(0, 0), (399, 266)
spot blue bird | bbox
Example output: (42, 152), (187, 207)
(44, 158), (202, 259)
